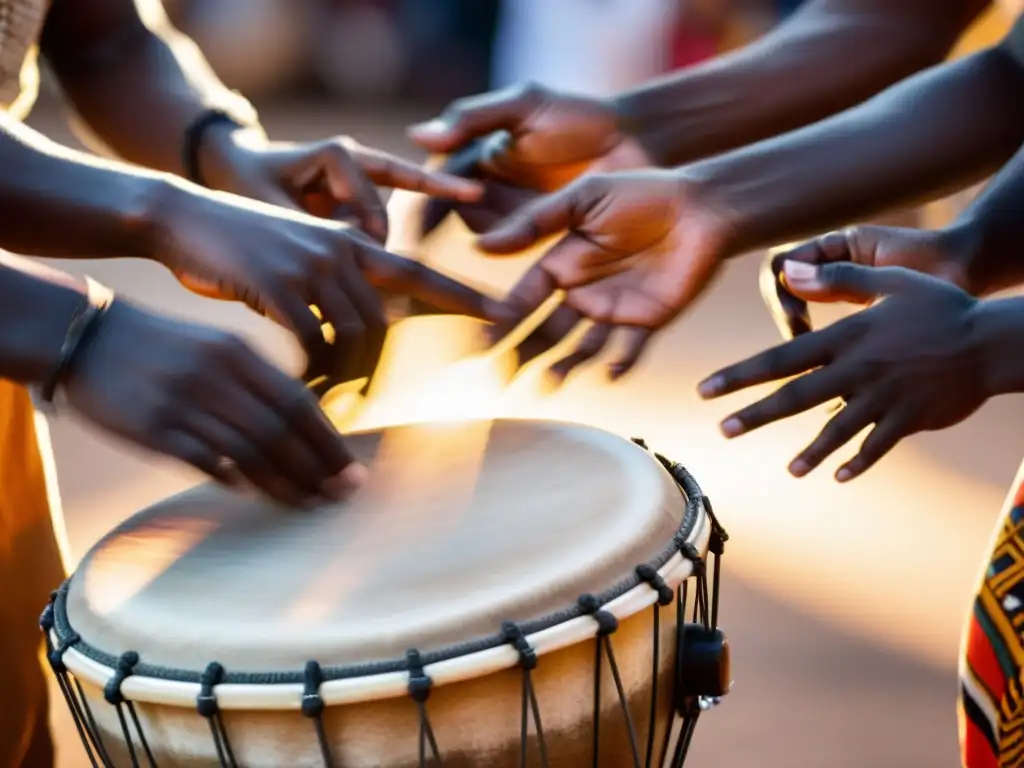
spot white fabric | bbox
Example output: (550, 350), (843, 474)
(490, 0), (679, 97)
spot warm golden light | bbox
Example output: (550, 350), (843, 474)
(83, 516), (220, 616)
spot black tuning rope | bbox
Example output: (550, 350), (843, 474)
(41, 593), (118, 768)
(104, 650), (158, 767)
(303, 660), (335, 767)
(197, 662), (238, 768)
(636, 564), (675, 768)
(407, 649), (442, 766)
(501, 621), (549, 768)
(577, 593), (642, 768)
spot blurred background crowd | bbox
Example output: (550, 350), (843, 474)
(161, 0), (808, 104)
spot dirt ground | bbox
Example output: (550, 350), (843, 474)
(25, 94), (1024, 767)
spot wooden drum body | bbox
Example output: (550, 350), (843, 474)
(43, 420), (729, 767)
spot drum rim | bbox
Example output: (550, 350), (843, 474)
(45, 437), (710, 708)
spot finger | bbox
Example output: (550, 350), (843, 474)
(549, 323), (613, 382)
(315, 278), (367, 387)
(783, 261), (927, 305)
(513, 304), (583, 366)
(355, 148), (483, 201)
(261, 287), (328, 358)
(227, 342), (357, 480)
(492, 264), (561, 343)
(719, 365), (855, 438)
(697, 322), (849, 400)
(407, 86), (539, 153)
(359, 246), (493, 320)
(788, 396), (881, 477)
(205, 384), (331, 499)
(182, 411), (311, 507)
(159, 431), (240, 487)
(609, 327), (654, 379)
(307, 145), (389, 241)
(335, 256), (387, 385)
(476, 186), (579, 254)
(835, 411), (913, 482)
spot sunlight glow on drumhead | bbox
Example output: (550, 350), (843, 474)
(83, 516), (220, 617)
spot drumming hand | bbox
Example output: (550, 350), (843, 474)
(153, 184), (498, 388)
(196, 126), (483, 241)
(698, 261), (995, 482)
(63, 299), (362, 506)
(408, 83), (653, 193)
(477, 169), (735, 379)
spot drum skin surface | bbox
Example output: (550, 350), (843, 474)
(67, 419), (685, 673)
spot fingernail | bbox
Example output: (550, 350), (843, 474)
(322, 463), (368, 499)
(409, 119), (448, 137)
(608, 363), (628, 381)
(698, 376), (724, 399)
(720, 417), (745, 438)
(789, 459), (811, 478)
(835, 467), (854, 483)
(783, 260), (820, 285)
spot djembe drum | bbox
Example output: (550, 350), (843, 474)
(42, 419), (729, 767)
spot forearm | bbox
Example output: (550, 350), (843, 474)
(40, 0), (260, 176)
(686, 47), (1024, 256)
(944, 139), (1024, 295)
(614, 0), (985, 166)
(0, 112), (172, 260)
(0, 252), (88, 384)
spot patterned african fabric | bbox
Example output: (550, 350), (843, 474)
(961, 463), (1024, 767)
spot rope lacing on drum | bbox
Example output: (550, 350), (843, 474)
(406, 649), (442, 766)
(41, 592), (115, 768)
(577, 593), (643, 768)
(501, 621), (549, 768)
(636, 564), (675, 768)
(303, 660), (335, 767)
(105, 651), (158, 767)
(197, 662), (238, 768)
(632, 438), (730, 768)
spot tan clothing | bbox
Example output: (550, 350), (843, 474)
(0, 3), (64, 766)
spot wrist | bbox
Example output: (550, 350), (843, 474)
(940, 214), (1023, 298)
(194, 120), (268, 192)
(970, 297), (1024, 398)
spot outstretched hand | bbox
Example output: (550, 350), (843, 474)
(475, 170), (735, 380)
(700, 261), (991, 482)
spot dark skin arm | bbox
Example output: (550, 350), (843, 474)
(410, 0), (991, 187)
(39, 0), (250, 177)
(0, 253), (89, 383)
(38, 0), (484, 239)
(615, 0), (992, 166)
(473, 35), (1024, 378)
(683, 44), (1024, 256)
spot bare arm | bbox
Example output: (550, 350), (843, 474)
(39, 0), (260, 176)
(684, 43), (1024, 255)
(615, 0), (991, 165)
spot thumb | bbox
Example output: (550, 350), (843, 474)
(407, 87), (538, 153)
(476, 186), (579, 255)
(784, 261), (923, 304)
(772, 229), (881, 304)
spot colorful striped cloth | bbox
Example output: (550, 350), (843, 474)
(961, 475), (1024, 767)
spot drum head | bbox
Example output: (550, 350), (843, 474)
(66, 419), (688, 674)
